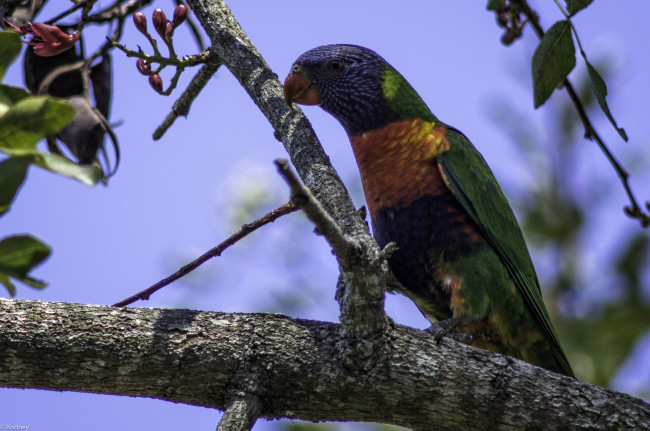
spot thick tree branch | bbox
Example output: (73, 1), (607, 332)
(1, 299), (648, 430)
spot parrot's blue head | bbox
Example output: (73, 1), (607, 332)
(284, 44), (401, 135)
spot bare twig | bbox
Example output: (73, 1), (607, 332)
(87, 0), (154, 23)
(154, 59), (221, 140)
(274, 159), (355, 259)
(108, 39), (211, 67)
(37, 60), (85, 95)
(112, 201), (298, 307)
(44, 0), (93, 25)
(518, 0), (650, 227)
(216, 397), (261, 431)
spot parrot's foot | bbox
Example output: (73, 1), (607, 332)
(426, 317), (473, 345)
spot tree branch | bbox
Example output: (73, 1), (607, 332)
(275, 159), (353, 261)
(185, 0), (365, 239)
(1, 299), (648, 430)
(217, 397), (261, 431)
(113, 201), (298, 307)
(154, 57), (222, 140)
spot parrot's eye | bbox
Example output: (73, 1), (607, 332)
(327, 58), (345, 73)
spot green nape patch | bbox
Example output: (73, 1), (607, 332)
(381, 67), (438, 123)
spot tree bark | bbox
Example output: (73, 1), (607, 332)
(3, 2), (648, 431)
(1, 299), (648, 430)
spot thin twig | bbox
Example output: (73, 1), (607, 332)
(87, 0), (154, 23)
(153, 59), (221, 140)
(37, 60), (85, 95)
(519, 0), (650, 227)
(108, 39), (211, 67)
(112, 201), (298, 307)
(44, 0), (93, 25)
(274, 159), (356, 260)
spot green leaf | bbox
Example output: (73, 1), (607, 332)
(565, 0), (593, 16)
(0, 31), (22, 81)
(532, 20), (576, 108)
(32, 152), (103, 186)
(0, 233), (49, 295)
(0, 156), (30, 216)
(15, 274), (47, 289)
(486, 0), (506, 11)
(0, 84), (30, 104)
(0, 234), (50, 280)
(0, 272), (16, 296)
(0, 96), (74, 152)
(0, 85), (30, 118)
(585, 61), (628, 141)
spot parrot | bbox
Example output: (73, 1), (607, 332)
(283, 44), (573, 377)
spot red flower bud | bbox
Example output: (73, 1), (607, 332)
(152, 9), (167, 40)
(165, 21), (174, 38)
(136, 58), (151, 75)
(133, 11), (147, 35)
(172, 5), (188, 28)
(148, 74), (163, 94)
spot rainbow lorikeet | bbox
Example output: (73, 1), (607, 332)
(283, 44), (573, 377)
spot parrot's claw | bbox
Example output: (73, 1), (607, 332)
(447, 332), (473, 345)
(426, 317), (473, 345)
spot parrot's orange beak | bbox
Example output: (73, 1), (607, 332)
(283, 72), (321, 110)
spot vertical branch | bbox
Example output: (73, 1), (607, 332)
(275, 160), (390, 366)
(189, 0), (391, 368)
(186, 0), (367, 239)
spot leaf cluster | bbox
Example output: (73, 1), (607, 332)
(0, 30), (102, 295)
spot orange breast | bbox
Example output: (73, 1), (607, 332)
(350, 119), (450, 216)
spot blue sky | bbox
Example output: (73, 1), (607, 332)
(2, 1), (650, 429)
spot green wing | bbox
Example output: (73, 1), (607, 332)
(437, 127), (573, 376)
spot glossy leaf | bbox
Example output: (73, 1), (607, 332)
(0, 156), (30, 216)
(15, 274), (47, 289)
(532, 20), (576, 108)
(0, 96), (74, 152)
(0, 234), (50, 295)
(565, 0), (593, 16)
(32, 152), (102, 186)
(0, 85), (30, 118)
(585, 61), (628, 141)
(0, 272), (15, 296)
(0, 84), (30, 104)
(0, 31), (22, 81)
(0, 235), (50, 276)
